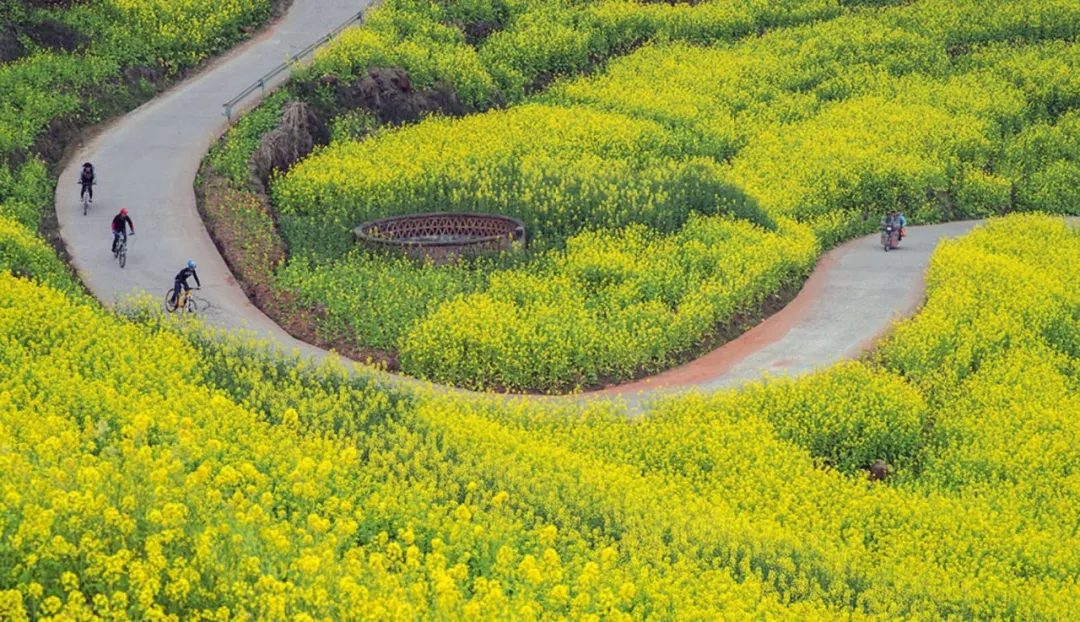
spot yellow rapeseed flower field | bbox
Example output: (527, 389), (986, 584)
(3, 214), (1080, 618)
(261, 0), (1080, 390)
(8, 1), (1080, 613)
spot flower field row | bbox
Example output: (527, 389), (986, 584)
(303, 0), (841, 108)
(276, 215), (815, 391)
(60, 0), (277, 70)
(3, 213), (1080, 618)
(247, 0), (1080, 390)
(396, 217), (815, 390)
(1, 0), (276, 156)
(0, 53), (118, 158)
(0, 210), (76, 296)
(273, 102), (769, 257)
(550, 7), (1080, 227)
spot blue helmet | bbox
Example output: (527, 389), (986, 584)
(187, 260), (197, 270)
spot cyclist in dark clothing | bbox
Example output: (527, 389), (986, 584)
(171, 260), (201, 307)
(111, 208), (134, 253)
(80, 163), (95, 203)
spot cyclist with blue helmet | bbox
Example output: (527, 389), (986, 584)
(171, 260), (201, 307)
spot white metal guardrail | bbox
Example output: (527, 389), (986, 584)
(222, 9), (366, 120)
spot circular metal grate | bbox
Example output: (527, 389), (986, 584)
(355, 212), (526, 263)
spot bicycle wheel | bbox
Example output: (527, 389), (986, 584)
(83, 197), (88, 216)
(165, 289), (178, 312)
(185, 296), (197, 314)
(118, 247), (126, 268)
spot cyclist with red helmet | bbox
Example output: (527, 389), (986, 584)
(111, 208), (135, 253)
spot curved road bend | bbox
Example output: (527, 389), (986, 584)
(598, 221), (981, 408)
(54, 0), (983, 406)
(55, 0), (368, 355)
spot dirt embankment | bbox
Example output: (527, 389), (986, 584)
(297, 66), (469, 128)
(1, 16), (86, 63)
(248, 100), (324, 193)
(196, 168), (403, 369)
(197, 180), (401, 370)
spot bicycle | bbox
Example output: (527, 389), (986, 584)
(113, 233), (132, 268)
(80, 182), (96, 215)
(165, 287), (200, 314)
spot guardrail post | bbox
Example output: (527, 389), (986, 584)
(223, 104), (232, 121)
(258, 78), (266, 94)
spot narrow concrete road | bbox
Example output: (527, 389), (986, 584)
(707, 221), (980, 388)
(54, 0), (984, 405)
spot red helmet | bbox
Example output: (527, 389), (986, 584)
(120, 208), (128, 216)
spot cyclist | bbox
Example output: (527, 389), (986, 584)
(171, 260), (201, 307)
(111, 208), (135, 253)
(80, 162), (95, 204)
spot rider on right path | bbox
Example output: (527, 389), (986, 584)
(883, 210), (908, 240)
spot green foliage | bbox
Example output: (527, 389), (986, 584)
(56, 0), (273, 70)
(730, 95), (990, 223)
(735, 362), (928, 473)
(1004, 110), (1080, 214)
(0, 53), (118, 155)
(329, 109), (379, 144)
(305, 0), (841, 106)
(963, 40), (1080, 121)
(276, 102), (772, 258)
(207, 90), (290, 187)
(303, 6), (497, 108)
(275, 251), (492, 351)
(0, 159), (52, 230)
(0, 0), (279, 240)
(895, 0), (1080, 48)
(0, 212), (76, 293)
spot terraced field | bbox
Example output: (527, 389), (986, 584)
(204, 0), (1080, 392)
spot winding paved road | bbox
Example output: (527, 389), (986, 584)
(55, 0), (982, 406)
(597, 220), (980, 402)
(56, 0), (367, 356)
